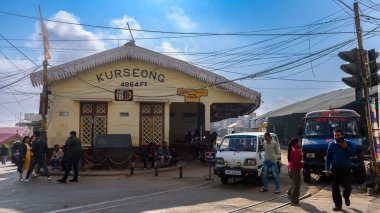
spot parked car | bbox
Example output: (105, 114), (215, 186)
(214, 132), (281, 185)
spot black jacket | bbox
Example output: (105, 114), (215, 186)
(31, 139), (48, 159)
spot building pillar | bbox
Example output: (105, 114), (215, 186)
(204, 103), (211, 132)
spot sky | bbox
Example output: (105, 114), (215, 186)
(1, 0), (380, 126)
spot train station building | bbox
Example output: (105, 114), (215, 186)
(30, 42), (261, 149)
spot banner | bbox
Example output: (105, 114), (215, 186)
(369, 97), (380, 162)
(39, 5), (51, 60)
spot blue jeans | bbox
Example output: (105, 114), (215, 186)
(263, 160), (280, 191)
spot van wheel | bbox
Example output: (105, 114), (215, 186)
(221, 176), (229, 185)
(303, 169), (311, 183)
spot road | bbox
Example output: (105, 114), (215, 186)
(0, 152), (378, 213)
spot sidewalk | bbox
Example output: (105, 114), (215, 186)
(48, 160), (188, 176)
(284, 184), (380, 212)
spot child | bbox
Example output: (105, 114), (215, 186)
(287, 137), (304, 205)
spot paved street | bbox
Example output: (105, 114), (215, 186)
(1, 156), (379, 213)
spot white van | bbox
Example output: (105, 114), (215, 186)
(213, 132), (281, 185)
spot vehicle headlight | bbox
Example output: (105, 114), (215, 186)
(306, 153), (315, 158)
(244, 159), (256, 166)
(215, 158), (224, 165)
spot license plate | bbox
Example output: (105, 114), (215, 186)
(225, 170), (241, 175)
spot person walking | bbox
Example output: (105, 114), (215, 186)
(17, 136), (32, 181)
(58, 131), (82, 183)
(260, 132), (280, 194)
(0, 144), (9, 164)
(287, 138), (304, 205)
(325, 129), (356, 212)
(24, 131), (51, 182)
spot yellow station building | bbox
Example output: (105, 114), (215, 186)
(30, 43), (261, 149)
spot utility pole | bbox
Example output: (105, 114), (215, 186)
(38, 5), (50, 140)
(40, 60), (48, 139)
(353, 1), (380, 187)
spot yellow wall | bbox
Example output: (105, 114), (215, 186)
(47, 60), (254, 147)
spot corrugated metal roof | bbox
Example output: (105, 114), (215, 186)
(256, 87), (377, 119)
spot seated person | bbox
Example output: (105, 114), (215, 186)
(60, 145), (67, 171)
(168, 147), (178, 166)
(157, 141), (171, 167)
(142, 142), (156, 170)
(50, 144), (63, 170)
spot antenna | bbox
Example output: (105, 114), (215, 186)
(126, 22), (135, 45)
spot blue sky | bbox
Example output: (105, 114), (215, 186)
(1, 0), (380, 126)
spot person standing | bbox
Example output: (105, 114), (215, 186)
(325, 129), (356, 212)
(17, 136), (32, 181)
(24, 131), (51, 182)
(287, 138), (304, 205)
(260, 132), (280, 194)
(58, 131), (82, 183)
(1, 144), (9, 164)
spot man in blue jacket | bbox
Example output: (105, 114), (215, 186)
(325, 129), (356, 212)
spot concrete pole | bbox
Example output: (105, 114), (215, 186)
(353, 2), (380, 187)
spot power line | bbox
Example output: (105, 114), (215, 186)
(0, 34), (38, 66)
(0, 10), (365, 36)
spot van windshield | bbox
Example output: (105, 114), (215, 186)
(219, 135), (257, 152)
(304, 117), (359, 137)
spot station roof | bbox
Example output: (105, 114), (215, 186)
(30, 42), (260, 103)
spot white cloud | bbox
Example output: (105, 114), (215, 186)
(160, 41), (188, 61)
(0, 11), (198, 126)
(28, 11), (106, 65)
(105, 15), (144, 47)
(166, 6), (196, 31)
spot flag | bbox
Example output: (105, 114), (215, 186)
(39, 5), (51, 60)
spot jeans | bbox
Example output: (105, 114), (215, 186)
(158, 155), (171, 167)
(50, 159), (60, 169)
(263, 160), (280, 191)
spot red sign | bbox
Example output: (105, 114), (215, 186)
(205, 151), (216, 161)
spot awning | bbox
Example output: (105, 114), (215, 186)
(211, 103), (258, 122)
